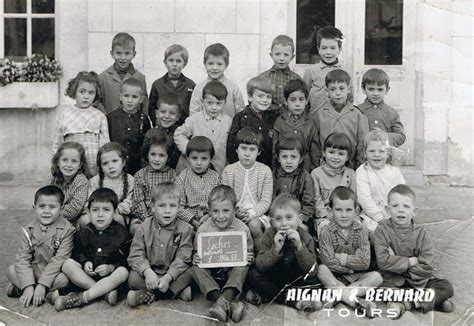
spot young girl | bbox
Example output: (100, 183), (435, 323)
(50, 142), (91, 224)
(356, 129), (406, 232)
(88, 142), (135, 228)
(52, 71), (110, 176)
(131, 134), (176, 235)
(273, 136), (315, 232)
(311, 132), (355, 233)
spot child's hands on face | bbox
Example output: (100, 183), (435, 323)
(144, 269), (160, 290)
(95, 264), (115, 277)
(274, 230), (287, 252)
(236, 208), (250, 220)
(286, 229), (302, 250)
(84, 261), (96, 276)
(32, 284), (46, 306)
(19, 285), (34, 307)
(192, 253), (202, 265)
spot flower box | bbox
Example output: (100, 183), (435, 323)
(0, 81), (59, 108)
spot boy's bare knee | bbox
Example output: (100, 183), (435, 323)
(51, 273), (69, 290)
(114, 266), (129, 282)
(248, 219), (263, 237)
(7, 264), (16, 281)
(62, 258), (80, 274)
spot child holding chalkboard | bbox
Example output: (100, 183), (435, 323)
(192, 185), (254, 322)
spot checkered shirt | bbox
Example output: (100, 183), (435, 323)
(259, 66), (302, 107)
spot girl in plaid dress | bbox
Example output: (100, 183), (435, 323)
(52, 71), (110, 176)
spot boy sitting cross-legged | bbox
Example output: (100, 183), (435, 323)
(317, 186), (383, 317)
(54, 188), (130, 311)
(127, 182), (194, 307)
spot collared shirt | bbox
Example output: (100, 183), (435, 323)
(143, 125), (181, 169)
(189, 75), (245, 118)
(99, 64), (148, 115)
(176, 168), (221, 223)
(174, 111), (232, 173)
(319, 221), (370, 275)
(73, 221), (129, 267)
(227, 104), (281, 167)
(149, 73), (196, 125)
(128, 218), (193, 280)
(303, 61), (343, 113)
(132, 166), (177, 221)
(14, 217), (75, 289)
(89, 173), (135, 215)
(357, 99), (406, 147)
(107, 107), (151, 175)
(259, 66), (302, 108)
(51, 173), (89, 224)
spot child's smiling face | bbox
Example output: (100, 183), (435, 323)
(386, 193), (416, 227)
(110, 44), (136, 70)
(59, 148), (81, 180)
(75, 81), (97, 109)
(366, 140), (388, 169)
(210, 199), (235, 230)
(249, 89), (272, 113)
(157, 103), (180, 128)
(35, 195), (61, 227)
(318, 38), (341, 64)
(205, 55), (227, 80)
(119, 84), (145, 114)
(323, 147), (349, 169)
(148, 145), (168, 171)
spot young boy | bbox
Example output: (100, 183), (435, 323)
(107, 78), (151, 175)
(313, 69), (369, 169)
(176, 136), (221, 229)
(357, 68), (406, 147)
(303, 26), (345, 113)
(246, 194), (320, 311)
(144, 93), (182, 169)
(127, 182), (194, 306)
(174, 80), (232, 173)
(192, 185), (254, 322)
(227, 76), (280, 167)
(189, 43), (244, 118)
(317, 186), (382, 317)
(221, 127), (273, 244)
(374, 184), (455, 319)
(149, 44), (196, 125)
(259, 35), (302, 108)
(54, 189), (130, 311)
(99, 32), (148, 115)
(272, 79), (320, 172)
(6, 185), (75, 307)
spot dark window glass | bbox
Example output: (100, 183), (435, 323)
(296, 0), (335, 64)
(32, 18), (55, 58)
(32, 0), (55, 13)
(4, 0), (26, 13)
(365, 0), (403, 65)
(4, 18), (27, 59)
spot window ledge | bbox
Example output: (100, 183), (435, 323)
(0, 81), (59, 109)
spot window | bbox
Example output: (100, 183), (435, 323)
(365, 0), (403, 65)
(296, 0), (335, 64)
(1, 0), (55, 60)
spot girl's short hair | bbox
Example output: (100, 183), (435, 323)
(275, 136), (305, 156)
(316, 26), (344, 48)
(270, 193), (301, 216)
(323, 132), (352, 155)
(235, 127), (264, 150)
(51, 142), (91, 185)
(151, 181), (180, 203)
(362, 68), (390, 89)
(208, 185), (237, 208)
(247, 76), (275, 97)
(283, 79), (309, 99)
(65, 71), (102, 105)
(142, 134), (173, 162)
(88, 188), (119, 210)
(328, 186), (357, 209)
(164, 44), (189, 65)
(325, 69), (351, 87)
(363, 129), (392, 163)
(202, 80), (228, 101)
(203, 43), (230, 66)
(34, 185), (65, 205)
(186, 136), (215, 158)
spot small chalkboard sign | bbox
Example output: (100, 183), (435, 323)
(197, 231), (247, 268)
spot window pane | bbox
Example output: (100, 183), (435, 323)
(32, 18), (55, 58)
(4, 18), (27, 59)
(296, 0), (335, 64)
(365, 0), (403, 65)
(32, 0), (55, 13)
(4, 0), (26, 13)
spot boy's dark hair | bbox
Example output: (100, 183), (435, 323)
(202, 80), (228, 101)
(65, 71), (102, 104)
(120, 77), (145, 95)
(34, 185), (65, 206)
(270, 193), (301, 216)
(316, 26), (344, 48)
(328, 186), (357, 209)
(164, 44), (189, 65)
(325, 69), (351, 87)
(323, 132), (352, 157)
(235, 126), (264, 150)
(203, 43), (230, 66)
(157, 93), (182, 114)
(143, 134), (173, 162)
(51, 142), (91, 184)
(151, 182), (180, 203)
(111, 32), (135, 51)
(247, 76), (275, 96)
(186, 136), (215, 158)
(271, 35), (295, 53)
(208, 185), (237, 208)
(284, 79), (309, 99)
(88, 188), (119, 210)
(275, 136), (305, 157)
(388, 184), (416, 204)
(362, 68), (390, 89)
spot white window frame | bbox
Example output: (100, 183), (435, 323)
(0, 0), (56, 58)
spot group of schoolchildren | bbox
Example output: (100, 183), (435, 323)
(6, 26), (454, 322)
